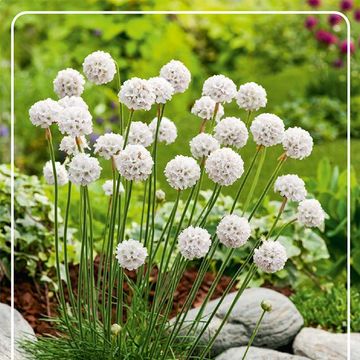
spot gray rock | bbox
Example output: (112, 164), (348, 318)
(174, 287), (303, 356)
(0, 303), (36, 360)
(216, 346), (310, 360)
(293, 327), (360, 360)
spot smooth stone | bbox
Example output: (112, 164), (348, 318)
(0, 303), (36, 360)
(173, 287), (304, 356)
(216, 346), (310, 360)
(293, 327), (360, 360)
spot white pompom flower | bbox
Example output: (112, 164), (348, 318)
(118, 78), (156, 111)
(274, 174), (307, 202)
(102, 180), (125, 196)
(59, 135), (89, 156)
(191, 96), (217, 121)
(297, 199), (325, 228)
(236, 82), (267, 111)
(282, 127), (314, 160)
(43, 161), (68, 186)
(254, 241), (288, 273)
(164, 155), (201, 190)
(57, 106), (93, 137)
(190, 133), (220, 159)
(202, 75), (237, 103)
(250, 113), (285, 147)
(68, 153), (102, 186)
(148, 77), (174, 104)
(205, 148), (244, 186)
(94, 133), (124, 160)
(160, 59), (191, 94)
(178, 226), (211, 260)
(115, 144), (153, 182)
(58, 96), (88, 110)
(149, 117), (177, 145)
(83, 50), (116, 85)
(214, 117), (249, 149)
(53, 68), (85, 98)
(116, 239), (148, 271)
(29, 99), (62, 128)
(128, 121), (153, 147)
(216, 215), (251, 248)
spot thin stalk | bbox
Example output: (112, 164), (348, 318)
(245, 110), (252, 127)
(115, 62), (124, 134)
(123, 110), (134, 146)
(274, 218), (297, 241)
(266, 197), (287, 240)
(188, 159), (205, 225)
(198, 185), (222, 227)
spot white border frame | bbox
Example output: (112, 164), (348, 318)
(10, 10), (351, 360)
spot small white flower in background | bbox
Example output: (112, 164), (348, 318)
(94, 133), (124, 160)
(274, 174), (307, 202)
(115, 144), (153, 182)
(43, 161), (68, 186)
(189, 133), (220, 159)
(297, 199), (325, 228)
(282, 127), (313, 160)
(202, 74), (237, 103)
(53, 68), (85, 98)
(205, 148), (244, 186)
(128, 121), (153, 147)
(236, 82), (267, 111)
(164, 155), (201, 190)
(118, 78), (156, 111)
(82, 51), (116, 85)
(191, 96), (217, 121)
(149, 117), (177, 145)
(68, 153), (102, 186)
(160, 59), (191, 94)
(57, 106), (93, 137)
(148, 77), (174, 104)
(102, 180), (125, 196)
(253, 240), (288, 273)
(58, 96), (89, 110)
(250, 113), (285, 147)
(116, 239), (148, 271)
(216, 214), (251, 248)
(29, 99), (62, 128)
(59, 135), (89, 156)
(214, 117), (248, 149)
(155, 189), (166, 203)
(178, 226), (211, 260)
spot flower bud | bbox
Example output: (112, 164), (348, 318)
(156, 189), (166, 203)
(261, 300), (273, 312)
(111, 323), (122, 336)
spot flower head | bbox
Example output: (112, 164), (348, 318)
(160, 60), (191, 93)
(214, 117), (248, 149)
(164, 155), (200, 190)
(83, 50), (116, 85)
(58, 106), (93, 137)
(340, 40), (355, 54)
(128, 121), (153, 147)
(115, 145), (153, 181)
(29, 99), (62, 128)
(149, 117), (177, 145)
(53, 68), (85, 98)
(282, 127), (313, 160)
(148, 77), (174, 104)
(178, 226), (211, 260)
(250, 113), (285, 147)
(328, 14), (342, 26)
(216, 215), (251, 248)
(191, 96), (217, 121)
(59, 135), (89, 155)
(118, 78), (155, 111)
(307, 0), (321, 7)
(102, 180), (125, 196)
(116, 239), (148, 271)
(254, 241), (288, 273)
(305, 16), (318, 30)
(94, 133), (124, 160)
(202, 75), (236, 103)
(58, 96), (88, 110)
(315, 30), (338, 45)
(341, 0), (353, 11)
(68, 153), (102, 186)
(155, 189), (166, 203)
(297, 199), (325, 228)
(205, 148), (244, 186)
(236, 82), (267, 111)
(274, 174), (307, 202)
(43, 161), (68, 186)
(190, 133), (220, 159)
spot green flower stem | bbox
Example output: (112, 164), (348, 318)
(188, 159), (205, 225)
(245, 110), (252, 127)
(115, 62), (124, 134)
(274, 218), (297, 241)
(241, 308), (267, 360)
(242, 147), (267, 215)
(199, 185), (222, 227)
(123, 110), (134, 146)
(266, 197), (287, 240)
(194, 184), (221, 227)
